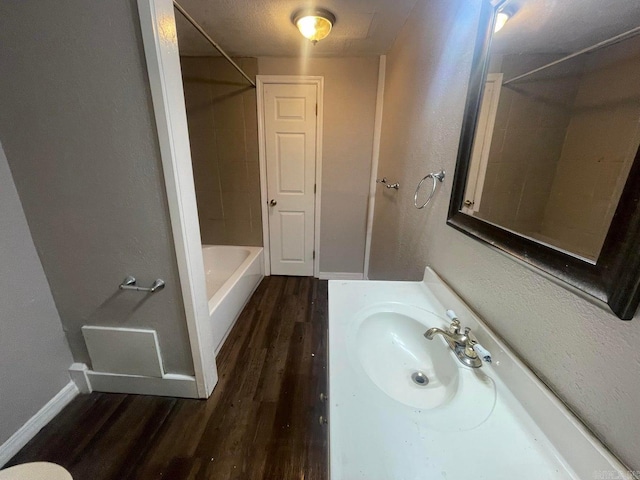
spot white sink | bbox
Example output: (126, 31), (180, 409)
(355, 310), (457, 410)
(352, 306), (496, 431)
(329, 272), (628, 479)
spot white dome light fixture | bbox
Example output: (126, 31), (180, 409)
(494, 11), (511, 33)
(494, 4), (518, 33)
(292, 8), (336, 44)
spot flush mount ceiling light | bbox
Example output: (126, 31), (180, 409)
(292, 8), (336, 44)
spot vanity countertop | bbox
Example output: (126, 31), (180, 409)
(328, 268), (627, 480)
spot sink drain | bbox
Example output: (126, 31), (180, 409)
(411, 371), (429, 387)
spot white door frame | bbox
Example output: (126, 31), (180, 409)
(463, 72), (503, 215)
(256, 75), (324, 277)
(137, 0), (217, 398)
(363, 55), (386, 280)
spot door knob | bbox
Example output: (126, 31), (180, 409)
(464, 199), (474, 207)
(269, 199), (277, 206)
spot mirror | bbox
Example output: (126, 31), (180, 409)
(448, 0), (640, 319)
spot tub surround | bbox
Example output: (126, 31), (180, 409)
(329, 269), (628, 479)
(181, 56), (263, 247)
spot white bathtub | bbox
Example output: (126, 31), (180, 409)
(201, 245), (264, 354)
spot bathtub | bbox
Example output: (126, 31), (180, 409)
(201, 245), (264, 354)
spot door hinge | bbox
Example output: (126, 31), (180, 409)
(313, 250), (316, 260)
(314, 184), (317, 194)
(315, 104), (318, 116)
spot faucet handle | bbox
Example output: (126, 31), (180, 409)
(464, 327), (477, 342)
(446, 309), (458, 321)
(446, 310), (461, 333)
(448, 319), (461, 334)
(473, 343), (492, 363)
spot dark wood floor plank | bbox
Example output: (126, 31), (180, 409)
(253, 309), (298, 402)
(265, 317), (317, 479)
(7, 277), (328, 480)
(7, 393), (128, 469)
(126, 398), (210, 478)
(6, 394), (102, 466)
(244, 401), (278, 478)
(68, 395), (176, 478)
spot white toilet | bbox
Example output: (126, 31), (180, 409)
(0, 462), (72, 480)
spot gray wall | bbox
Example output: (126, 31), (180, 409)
(0, 141), (74, 446)
(0, 0), (194, 375)
(369, 0), (640, 470)
(258, 57), (379, 275)
(181, 56), (262, 246)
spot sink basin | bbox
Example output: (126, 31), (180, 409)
(352, 305), (497, 431)
(356, 310), (458, 410)
(329, 274), (628, 479)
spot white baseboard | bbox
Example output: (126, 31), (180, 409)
(69, 362), (92, 393)
(79, 366), (198, 398)
(0, 381), (79, 467)
(318, 272), (365, 281)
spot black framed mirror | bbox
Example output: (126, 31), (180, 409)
(448, 0), (640, 320)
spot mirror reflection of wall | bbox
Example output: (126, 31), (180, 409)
(463, 26), (640, 261)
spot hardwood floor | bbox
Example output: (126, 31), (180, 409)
(7, 276), (329, 479)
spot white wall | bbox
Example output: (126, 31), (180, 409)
(0, 141), (74, 445)
(0, 0), (194, 375)
(258, 57), (379, 275)
(369, 0), (640, 470)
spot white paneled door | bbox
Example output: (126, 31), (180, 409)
(263, 83), (318, 276)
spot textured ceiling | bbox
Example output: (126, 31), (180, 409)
(493, 0), (640, 54)
(174, 0), (640, 57)
(174, 0), (418, 56)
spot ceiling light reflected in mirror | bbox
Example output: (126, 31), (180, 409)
(449, 0), (640, 318)
(494, 11), (510, 32)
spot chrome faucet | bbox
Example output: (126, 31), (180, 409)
(424, 310), (492, 368)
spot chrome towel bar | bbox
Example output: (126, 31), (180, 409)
(119, 276), (165, 293)
(376, 177), (400, 190)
